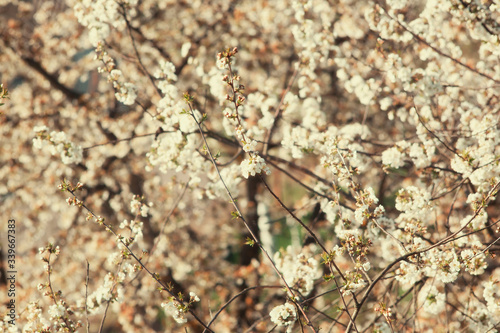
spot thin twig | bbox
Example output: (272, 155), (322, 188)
(259, 176), (360, 332)
(67, 188), (214, 332)
(120, 5), (163, 98)
(206, 285), (282, 328)
(184, 98), (318, 333)
(382, 6), (500, 84)
(85, 260), (90, 333)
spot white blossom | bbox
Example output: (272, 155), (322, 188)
(240, 154), (271, 179)
(48, 304), (66, 319)
(269, 303), (297, 330)
(161, 300), (187, 324)
(381, 146), (405, 169)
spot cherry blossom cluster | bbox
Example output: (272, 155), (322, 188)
(33, 126), (83, 165)
(269, 302), (297, 332)
(273, 246), (320, 299)
(218, 48), (271, 179)
(2, 0), (500, 332)
(73, 0), (138, 46)
(160, 292), (200, 324)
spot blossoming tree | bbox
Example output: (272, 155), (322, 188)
(1, 0), (500, 332)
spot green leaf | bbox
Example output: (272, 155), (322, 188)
(245, 237), (255, 247)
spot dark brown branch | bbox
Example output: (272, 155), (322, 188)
(20, 55), (83, 100)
